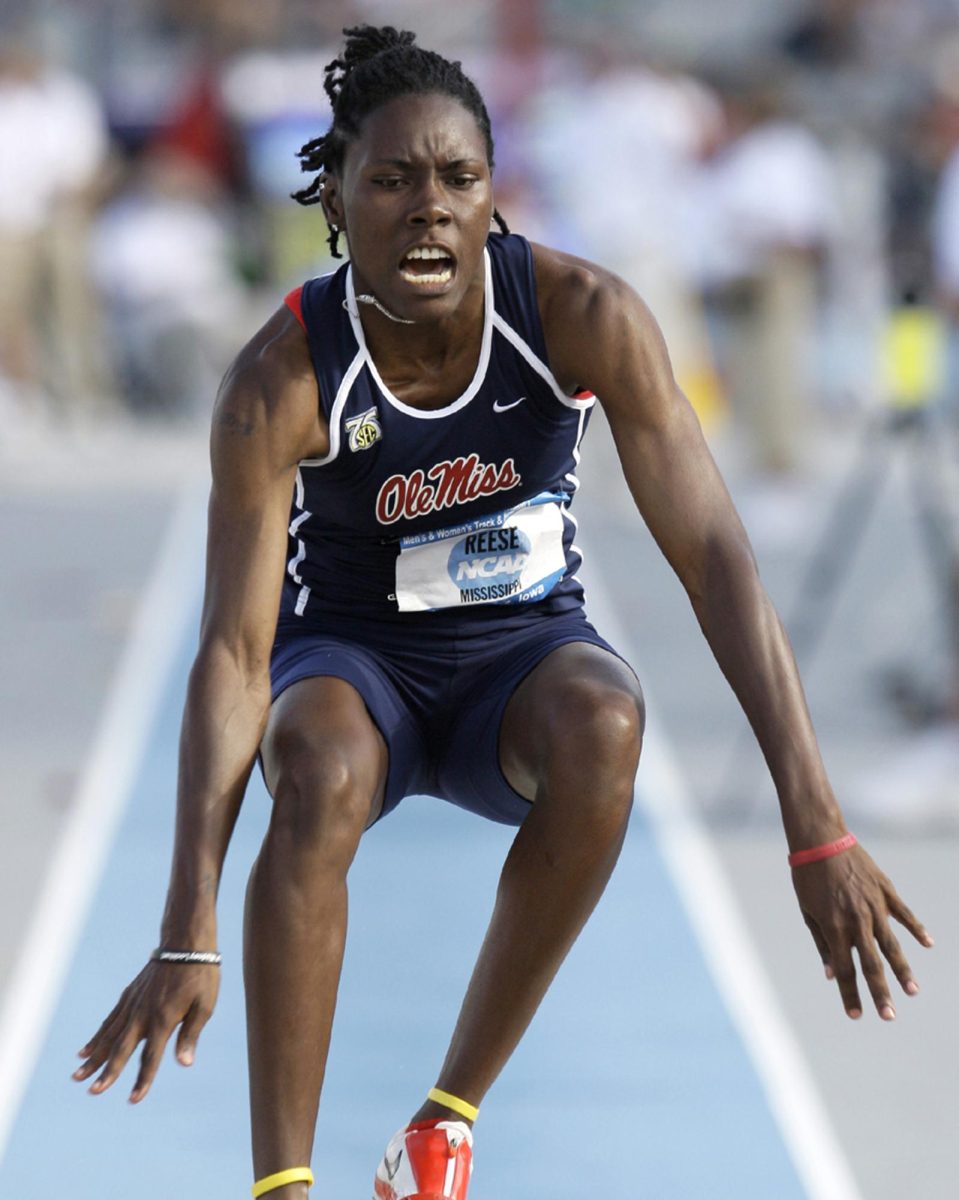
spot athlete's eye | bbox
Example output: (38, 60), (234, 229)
(450, 175), (479, 188)
(373, 176), (407, 189)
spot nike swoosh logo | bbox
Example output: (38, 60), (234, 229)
(385, 1148), (403, 1180)
(493, 396), (526, 413)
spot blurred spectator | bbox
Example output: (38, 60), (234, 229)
(693, 73), (839, 474)
(525, 44), (726, 429)
(90, 148), (246, 419)
(0, 32), (111, 426)
(220, 47), (333, 284)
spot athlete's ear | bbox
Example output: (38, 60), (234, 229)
(320, 174), (345, 232)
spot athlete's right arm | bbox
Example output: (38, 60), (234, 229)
(73, 306), (326, 1102)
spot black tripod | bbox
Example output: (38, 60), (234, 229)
(714, 397), (959, 820)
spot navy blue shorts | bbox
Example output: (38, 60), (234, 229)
(268, 608), (626, 826)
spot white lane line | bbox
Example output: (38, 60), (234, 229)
(0, 483), (206, 1163)
(584, 560), (864, 1200)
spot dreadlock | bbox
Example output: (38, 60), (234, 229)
(293, 24), (510, 258)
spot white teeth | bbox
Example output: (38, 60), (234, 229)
(404, 246), (451, 260)
(400, 267), (453, 284)
(399, 246), (454, 286)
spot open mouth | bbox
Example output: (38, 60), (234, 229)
(398, 245), (456, 286)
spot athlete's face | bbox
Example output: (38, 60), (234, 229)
(322, 92), (494, 323)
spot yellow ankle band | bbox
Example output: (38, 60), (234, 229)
(428, 1086), (479, 1122)
(252, 1167), (314, 1197)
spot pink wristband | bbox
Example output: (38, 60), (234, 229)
(788, 832), (857, 868)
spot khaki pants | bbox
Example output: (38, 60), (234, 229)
(0, 207), (114, 415)
(720, 250), (819, 475)
(0, 228), (44, 395)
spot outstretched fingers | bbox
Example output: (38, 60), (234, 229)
(794, 846), (932, 1021)
(824, 897), (929, 1020)
(74, 964), (221, 1100)
(886, 887), (935, 949)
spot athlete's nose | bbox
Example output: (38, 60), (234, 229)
(407, 175), (452, 228)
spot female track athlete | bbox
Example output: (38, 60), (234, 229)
(74, 25), (932, 1200)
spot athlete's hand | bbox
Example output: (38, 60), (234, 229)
(791, 844), (933, 1020)
(73, 960), (219, 1102)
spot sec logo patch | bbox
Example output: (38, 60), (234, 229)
(345, 406), (383, 452)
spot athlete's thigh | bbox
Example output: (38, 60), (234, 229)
(261, 676), (389, 828)
(499, 641), (645, 801)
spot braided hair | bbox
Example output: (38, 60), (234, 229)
(293, 24), (510, 258)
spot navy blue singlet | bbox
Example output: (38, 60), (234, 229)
(280, 233), (595, 633)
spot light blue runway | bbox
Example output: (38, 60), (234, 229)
(0, 611), (808, 1198)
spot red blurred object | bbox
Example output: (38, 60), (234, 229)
(153, 64), (234, 184)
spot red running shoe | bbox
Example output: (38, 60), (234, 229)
(373, 1119), (473, 1200)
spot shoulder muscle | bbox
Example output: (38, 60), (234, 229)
(212, 305), (326, 486)
(530, 241), (679, 430)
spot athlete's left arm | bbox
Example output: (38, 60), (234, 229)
(532, 242), (933, 1020)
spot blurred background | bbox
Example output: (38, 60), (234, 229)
(1, 0), (958, 441)
(1, 1), (958, 1197)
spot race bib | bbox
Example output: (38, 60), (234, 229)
(394, 493), (568, 612)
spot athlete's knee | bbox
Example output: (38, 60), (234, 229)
(266, 727), (379, 866)
(553, 675), (644, 774)
(536, 679), (641, 833)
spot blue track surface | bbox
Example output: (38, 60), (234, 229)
(0, 619), (808, 1198)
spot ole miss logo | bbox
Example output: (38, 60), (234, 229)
(376, 454), (522, 525)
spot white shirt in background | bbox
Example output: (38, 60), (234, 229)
(0, 69), (108, 234)
(692, 119), (838, 289)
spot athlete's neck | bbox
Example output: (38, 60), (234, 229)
(358, 274), (486, 404)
